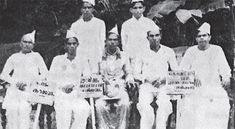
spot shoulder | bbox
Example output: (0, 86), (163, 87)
(71, 19), (82, 28)
(185, 45), (198, 53)
(161, 45), (175, 54)
(210, 44), (223, 51)
(52, 54), (65, 63)
(122, 18), (133, 27)
(93, 17), (105, 24)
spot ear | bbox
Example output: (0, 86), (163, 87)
(143, 6), (146, 11)
(130, 8), (133, 14)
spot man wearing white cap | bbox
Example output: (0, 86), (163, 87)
(95, 26), (131, 129)
(70, 0), (106, 75)
(132, 27), (178, 129)
(0, 30), (48, 129)
(180, 22), (231, 129)
(49, 30), (91, 129)
(121, 0), (158, 59)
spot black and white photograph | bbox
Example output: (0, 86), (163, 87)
(0, 0), (234, 129)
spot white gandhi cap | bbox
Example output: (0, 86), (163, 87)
(83, 0), (95, 6)
(131, 0), (144, 3)
(198, 22), (211, 34)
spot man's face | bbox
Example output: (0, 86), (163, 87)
(147, 30), (161, 48)
(130, 2), (145, 19)
(81, 2), (94, 16)
(66, 38), (78, 54)
(20, 35), (34, 53)
(106, 33), (119, 49)
(196, 31), (211, 49)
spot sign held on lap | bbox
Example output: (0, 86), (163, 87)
(79, 76), (104, 98)
(29, 80), (55, 106)
(167, 71), (195, 95)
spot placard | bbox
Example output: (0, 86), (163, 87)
(166, 71), (195, 95)
(29, 80), (55, 106)
(79, 76), (104, 98)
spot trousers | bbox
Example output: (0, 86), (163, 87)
(137, 83), (172, 129)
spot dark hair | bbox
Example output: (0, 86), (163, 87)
(130, 1), (145, 8)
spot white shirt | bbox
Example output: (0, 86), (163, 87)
(121, 16), (157, 58)
(0, 51), (48, 84)
(143, 45), (178, 81)
(180, 45), (231, 97)
(49, 53), (91, 88)
(70, 17), (106, 61)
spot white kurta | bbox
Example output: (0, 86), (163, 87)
(0, 51), (48, 129)
(70, 17), (106, 74)
(135, 45), (178, 129)
(180, 45), (231, 129)
(121, 16), (157, 58)
(49, 54), (91, 129)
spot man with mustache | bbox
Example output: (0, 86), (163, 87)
(180, 22), (231, 129)
(0, 31), (48, 129)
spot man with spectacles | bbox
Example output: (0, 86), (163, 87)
(180, 22), (231, 129)
(132, 27), (178, 129)
(49, 30), (91, 129)
(70, 0), (106, 75)
(0, 31), (48, 129)
(121, 0), (158, 60)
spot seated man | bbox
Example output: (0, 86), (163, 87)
(0, 30), (48, 129)
(131, 27), (179, 129)
(95, 30), (131, 129)
(49, 30), (91, 129)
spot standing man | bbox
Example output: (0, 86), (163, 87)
(121, 0), (158, 59)
(0, 31), (48, 129)
(70, 0), (106, 74)
(133, 27), (178, 129)
(180, 22), (231, 129)
(49, 30), (91, 129)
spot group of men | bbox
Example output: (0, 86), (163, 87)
(0, 0), (232, 129)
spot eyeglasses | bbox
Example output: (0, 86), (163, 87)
(132, 6), (143, 9)
(22, 40), (33, 44)
(149, 34), (160, 38)
(82, 6), (93, 9)
(67, 42), (77, 45)
(108, 38), (118, 41)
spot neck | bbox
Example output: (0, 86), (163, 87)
(67, 52), (76, 61)
(107, 46), (117, 55)
(150, 44), (160, 53)
(82, 14), (93, 22)
(134, 15), (142, 20)
(21, 50), (32, 54)
(198, 44), (210, 51)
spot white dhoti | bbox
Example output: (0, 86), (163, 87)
(54, 89), (90, 129)
(180, 87), (230, 129)
(95, 79), (129, 129)
(137, 83), (172, 129)
(3, 86), (31, 129)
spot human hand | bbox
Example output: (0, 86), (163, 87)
(62, 84), (75, 94)
(222, 79), (230, 90)
(16, 82), (27, 91)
